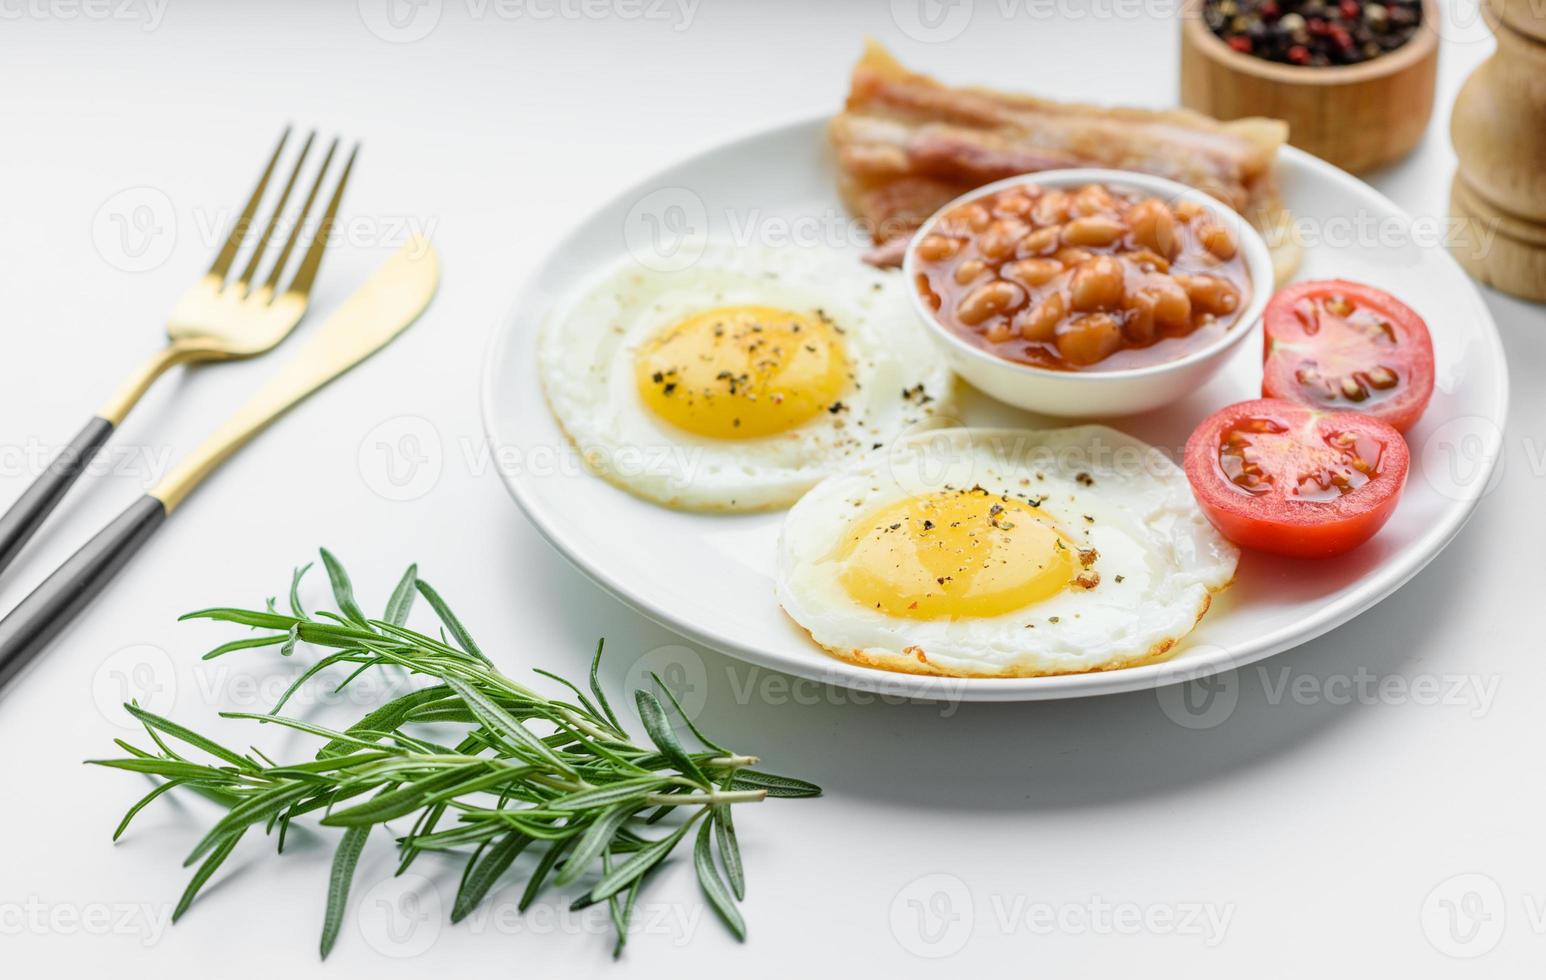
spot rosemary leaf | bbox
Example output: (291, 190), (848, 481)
(729, 768), (823, 799)
(451, 831), (530, 923)
(634, 689), (708, 786)
(588, 640), (624, 733)
(414, 578), (489, 663)
(443, 676), (575, 775)
(584, 817), (697, 905)
(320, 825), (370, 959)
(383, 564), (418, 626)
(319, 548), (369, 624)
(173, 829), (245, 922)
(650, 671), (728, 754)
(694, 818), (746, 940)
(714, 804), (745, 901)
(550, 776), (670, 812)
(288, 563), (312, 619)
(521, 836), (575, 912)
(555, 802), (637, 887)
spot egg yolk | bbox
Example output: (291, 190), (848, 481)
(836, 490), (1077, 620)
(634, 305), (848, 439)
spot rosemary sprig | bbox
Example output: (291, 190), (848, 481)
(90, 550), (819, 959)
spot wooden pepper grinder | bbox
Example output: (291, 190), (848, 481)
(1449, 0), (1546, 301)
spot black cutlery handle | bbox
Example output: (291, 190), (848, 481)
(0, 416), (116, 577)
(0, 494), (165, 690)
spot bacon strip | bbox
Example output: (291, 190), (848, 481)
(831, 42), (1299, 280)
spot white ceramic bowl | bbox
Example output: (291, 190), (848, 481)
(901, 168), (1276, 417)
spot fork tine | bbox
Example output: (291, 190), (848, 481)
(235, 130), (316, 293)
(262, 138), (339, 295)
(207, 126), (291, 280)
(281, 142), (359, 299)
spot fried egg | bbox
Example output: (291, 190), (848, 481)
(776, 427), (1239, 677)
(539, 243), (955, 510)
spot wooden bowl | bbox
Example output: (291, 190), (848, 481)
(1180, 0), (1439, 173)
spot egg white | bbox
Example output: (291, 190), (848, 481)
(538, 243), (956, 511)
(775, 426), (1240, 677)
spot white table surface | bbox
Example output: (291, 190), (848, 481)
(1, 1), (1540, 975)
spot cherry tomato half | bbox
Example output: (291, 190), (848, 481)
(1184, 398), (1410, 558)
(1262, 279), (1434, 432)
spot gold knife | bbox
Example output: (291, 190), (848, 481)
(0, 236), (440, 690)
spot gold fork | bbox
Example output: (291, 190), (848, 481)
(0, 128), (357, 577)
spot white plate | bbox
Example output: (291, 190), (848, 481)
(482, 117), (1508, 702)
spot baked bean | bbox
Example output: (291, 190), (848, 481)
(1124, 291), (1158, 344)
(1068, 256), (1124, 312)
(1015, 292), (1067, 342)
(992, 193), (1034, 219)
(1062, 216), (1126, 248)
(984, 319), (1015, 343)
(1070, 184), (1117, 217)
(916, 234), (962, 262)
(1016, 225), (1061, 258)
(910, 181), (1252, 370)
(956, 279), (1027, 325)
(1176, 274), (1240, 316)
(954, 259), (989, 285)
(915, 273), (941, 312)
(1146, 279), (1193, 336)
(1123, 249), (1171, 274)
(1003, 257), (1064, 288)
(1056, 313), (1123, 366)
(1032, 191), (1070, 226)
(1196, 220), (1238, 261)
(979, 218), (1029, 261)
(1127, 199), (1178, 259)
(941, 203), (992, 234)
